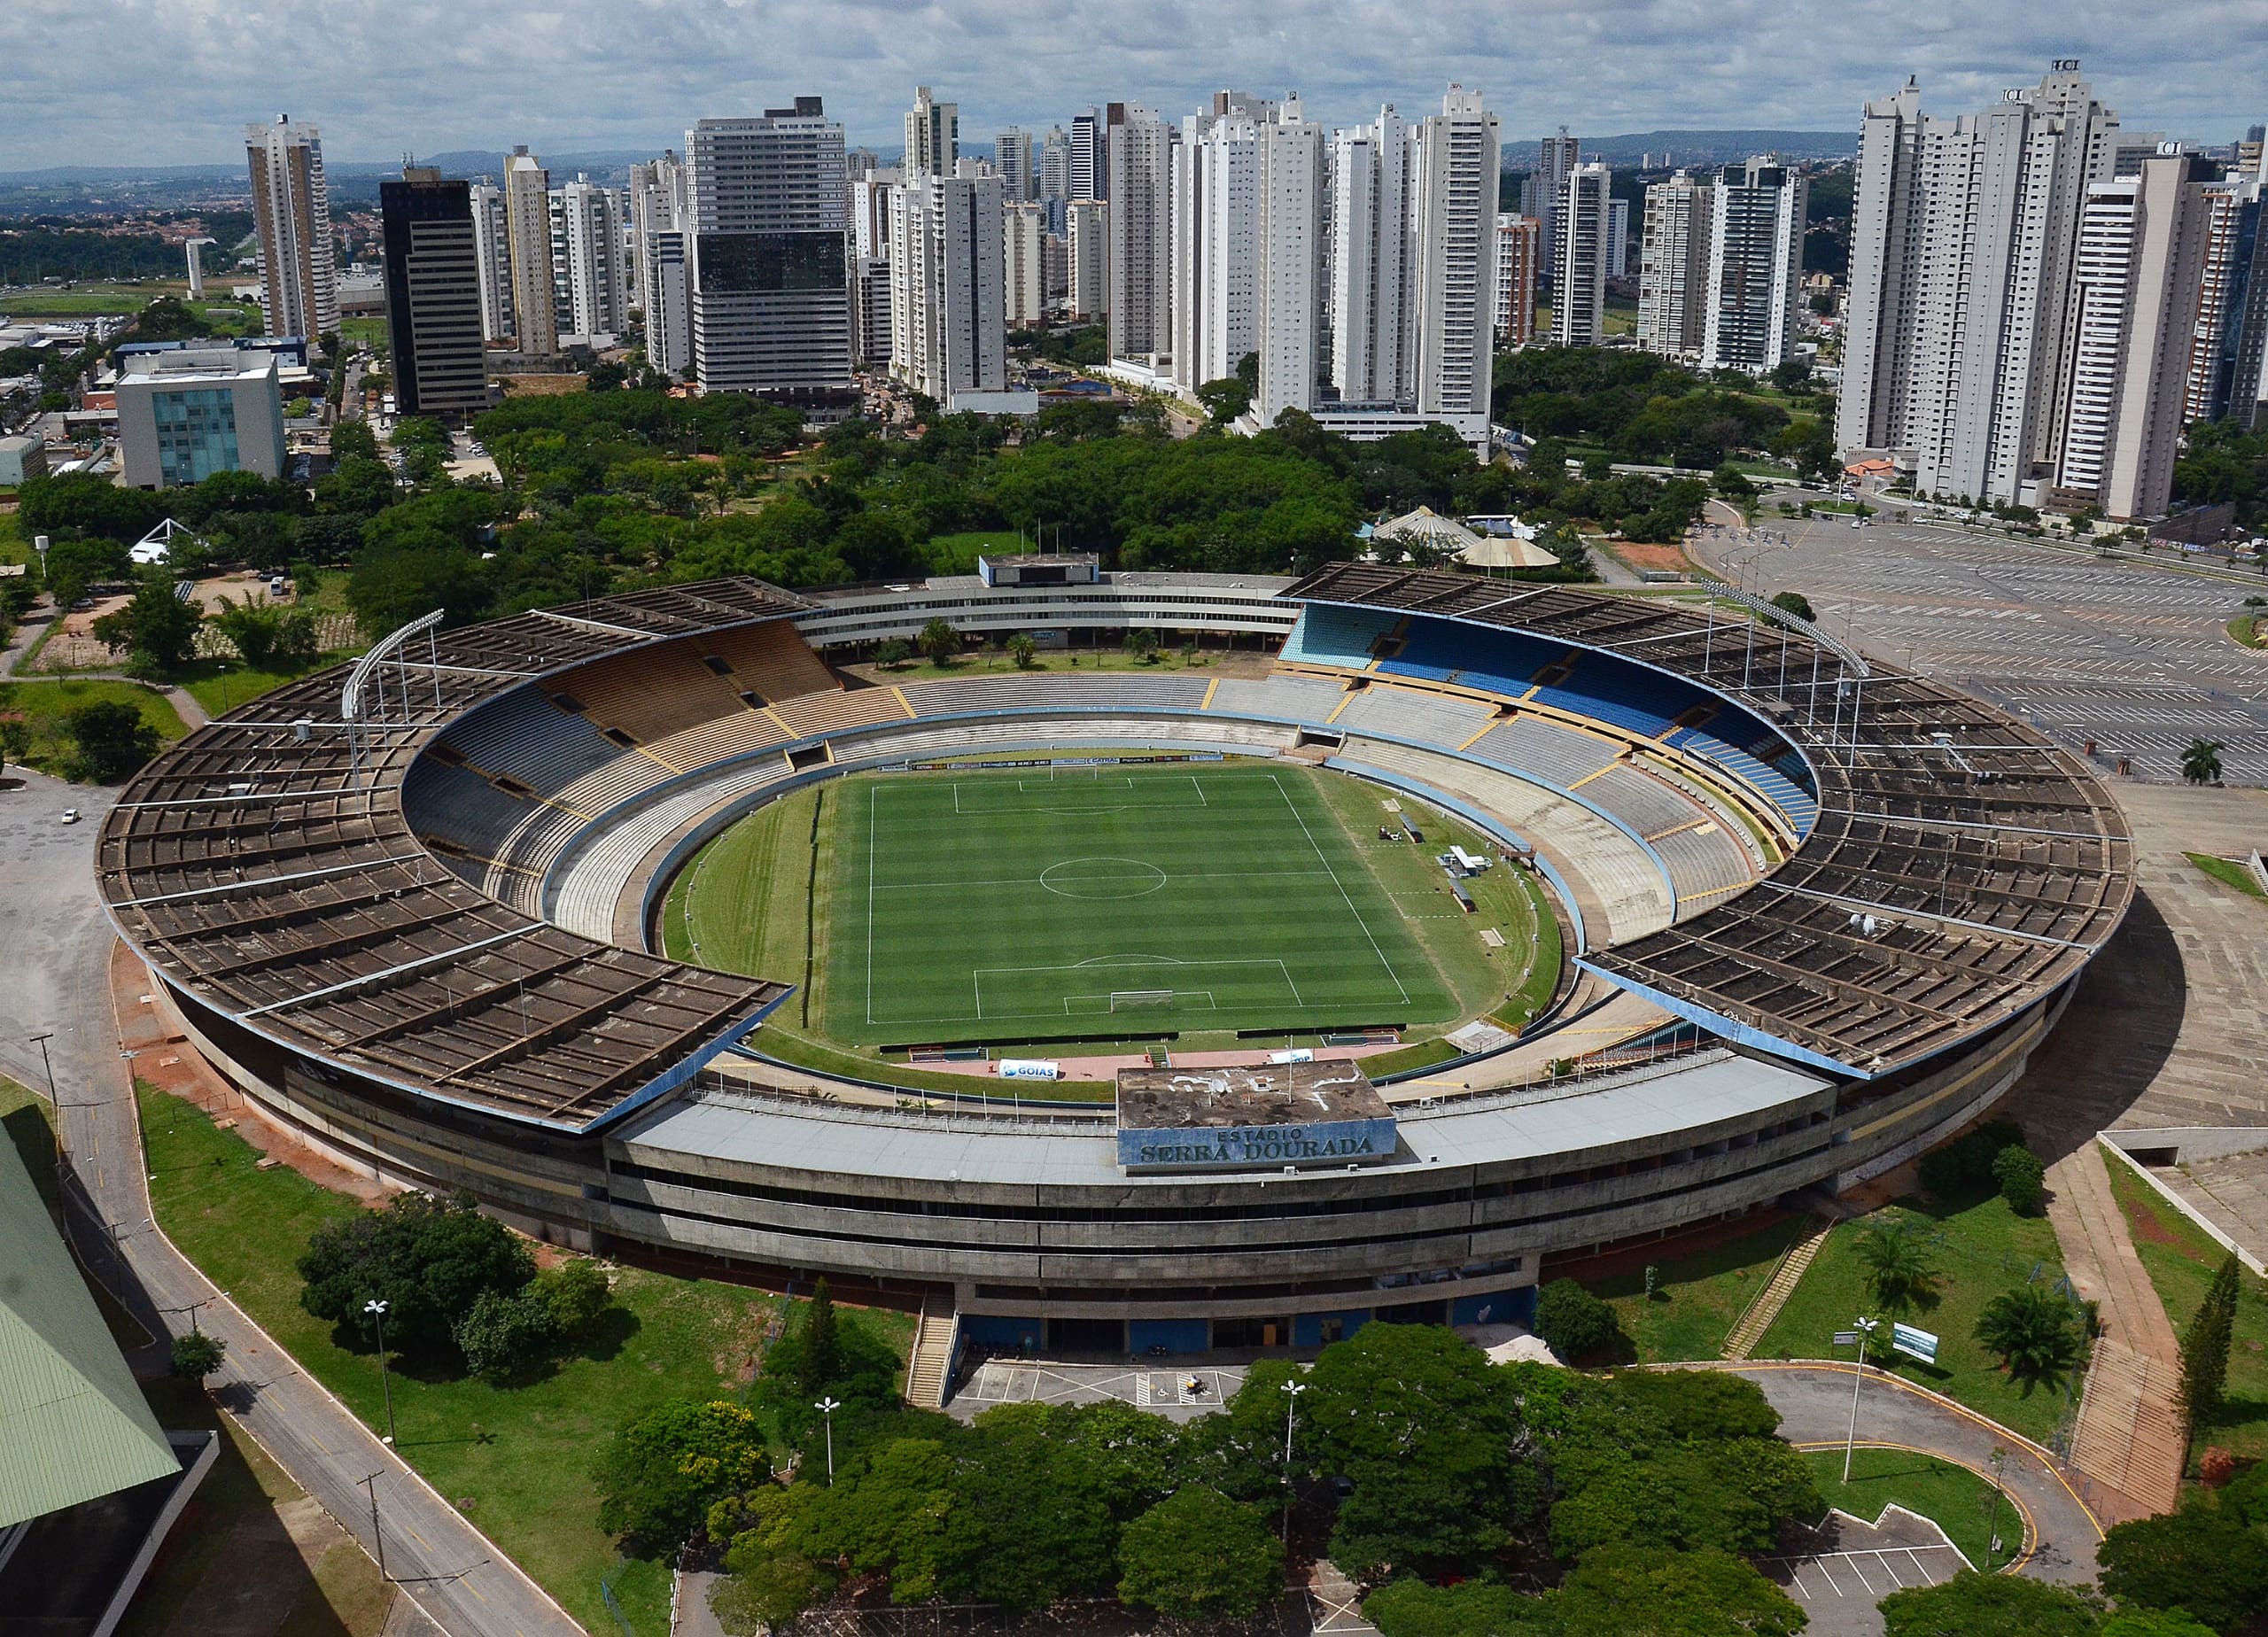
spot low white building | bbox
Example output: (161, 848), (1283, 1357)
(115, 347), (285, 490)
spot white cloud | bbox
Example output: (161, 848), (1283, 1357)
(2, 0), (2261, 167)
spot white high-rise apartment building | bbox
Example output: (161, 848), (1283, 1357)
(1639, 169), (1711, 359)
(1068, 200), (1108, 322)
(1839, 66), (2123, 504)
(1004, 201), (1048, 325)
(550, 176), (630, 340)
(2184, 179), (2263, 423)
(1605, 199), (1630, 279)
(996, 130), (1034, 201)
(245, 117), (338, 339)
(1328, 106), (1410, 404)
(1493, 213), (1539, 346)
(1554, 162), (1612, 347)
(1170, 100), (1263, 392)
(1106, 103), (1174, 361)
(630, 153), (691, 376)
(1702, 157), (1806, 372)
(904, 87), (958, 175)
(2051, 155), (2214, 519)
(469, 181), (514, 345)
(686, 98), (854, 400)
(1251, 100), (1326, 423)
(503, 148), (558, 355)
(1534, 128), (1580, 283)
(1039, 128), (1071, 207)
(889, 170), (1006, 406)
(1407, 86), (1501, 431)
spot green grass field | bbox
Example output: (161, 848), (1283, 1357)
(0, 678), (188, 778)
(1804, 1447), (2009, 1571)
(826, 763), (1454, 1044)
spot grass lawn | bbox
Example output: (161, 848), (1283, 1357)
(0, 678), (187, 778)
(0, 1076), (58, 1210)
(1755, 1192), (2075, 1444)
(139, 1082), (909, 1636)
(2186, 851), (2268, 901)
(2101, 1147), (2268, 1462)
(1804, 1447), (2010, 1571)
(339, 315), (389, 352)
(2230, 615), (2264, 650)
(0, 288), (156, 315)
(171, 654), (345, 719)
(1596, 1215), (1814, 1362)
(923, 530), (1031, 573)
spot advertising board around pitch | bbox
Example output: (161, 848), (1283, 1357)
(1115, 1059), (1398, 1173)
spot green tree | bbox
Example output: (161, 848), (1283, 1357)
(2099, 1611), (2220, 1637)
(211, 594), (288, 669)
(1879, 1570), (2102, 1636)
(797, 1277), (842, 1392)
(0, 716), (31, 780)
(1768, 589), (1816, 625)
(1713, 464), (1756, 499)
(2098, 1502), (2268, 1632)
(932, 1407), (1117, 1608)
(1006, 632), (1037, 670)
(916, 617), (959, 666)
(452, 1285), (559, 1381)
(1992, 1144), (2047, 1215)
(535, 1258), (612, 1340)
(40, 535), (131, 609)
(347, 543), (493, 632)
(65, 700), (160, 782)
(1364, 1579), (1552, 1636)
(594, 1398), (771, 1552)
(169, 1330), (226, 1379)
(1116, 1486), (1285, 1622)
(1855, 1215), (1944, 1325)
(1972, 1284), (2083, 1393)
(91, 574), (202, 676)
(1122, 625), (1161, 663)
(874, 638), (913, 670)
(1196, 376), (1254, 425)
(2177, 1253), (2241, 1434)
(2181, 737), (2225, 786)
(1551, 1544), (1805, 1637)
(296, 1190), (535, 1351)
(1534, 1277), (1621, 1362)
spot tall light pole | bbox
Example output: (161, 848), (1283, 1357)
(815, 1396), (840, 1486)
(1279, 1378), (1307, 1544)
(365, 1299), (396, 1446)
(26, 1030), (57, 1104)
(1842, 1316), (1879, 1483)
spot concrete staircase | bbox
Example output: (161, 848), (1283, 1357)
(1722, 1214), (1837, 1361)
(2071, 1337), (2186, 1515)
(905, 1296), (957, 1410)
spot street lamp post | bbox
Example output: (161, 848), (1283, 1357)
(365, 1299), (396, 1446)
(1279, 1378), (1307, 1544)
(1842, 1317), (1880, 1482)
(815, 1397), (841, 1486)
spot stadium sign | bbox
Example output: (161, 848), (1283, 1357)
(1120, 1116), (1398, 1172)
(1115, 1060), (1399, 1173)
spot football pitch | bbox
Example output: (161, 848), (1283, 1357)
(821, 762), (1456, 1044)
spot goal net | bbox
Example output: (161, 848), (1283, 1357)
(1108, 989), (1176, 1011)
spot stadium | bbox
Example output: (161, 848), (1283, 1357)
(95, 560), (2133, 1392)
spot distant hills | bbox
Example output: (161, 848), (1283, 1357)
(1503, 129), (1858, 168)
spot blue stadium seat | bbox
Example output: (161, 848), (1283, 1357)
(1281, 604), (1402, 669)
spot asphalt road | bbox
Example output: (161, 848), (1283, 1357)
(0, 767), (585, 1637)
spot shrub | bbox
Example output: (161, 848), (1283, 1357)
(1534, 1278), (1619, 1362)
(1917, 1119), (2025, 1202)
(169, 1330), (226, 1378)
(536, 1258), (612, 1339)
(65, 699), (161, 782)
(593, 1398), (770, 1551)
(1992, 1144), (2047, 1215)
(453, 1285), (560, 1381)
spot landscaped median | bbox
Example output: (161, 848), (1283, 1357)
(1803, 1445), (2017, 1571)
(136, 1081), (909, 1636)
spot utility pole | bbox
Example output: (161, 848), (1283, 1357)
(361, 1471), (388, 1581)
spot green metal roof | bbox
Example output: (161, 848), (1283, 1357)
(0, 1130), (178, 1530)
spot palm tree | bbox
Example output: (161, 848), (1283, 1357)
(1974, 1284), (2082, 1394)
(1855, 1217), (1944, 1323)
(2181, 737), (2225, 786)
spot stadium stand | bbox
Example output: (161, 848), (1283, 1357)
(769, 686), (913, 740)
(1204, 674), (1350, 721)
(1278, 603), (1401, 668)
(1464, 716), (1621, 790)
(545, 643), (752, 745)
(428, 687), (622, 794)
(1327, 685), (1494, 744)
(697, 619), (839, 703)
(899, 672), (1214, 715)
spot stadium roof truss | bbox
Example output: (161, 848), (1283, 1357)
(1284, 562), (2133, 1080)
(97, 578), (810, 1133)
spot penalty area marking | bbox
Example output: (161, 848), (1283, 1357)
(970, 954), (1303, 1020)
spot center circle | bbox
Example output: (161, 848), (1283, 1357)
(1038, 857), (1168, 900)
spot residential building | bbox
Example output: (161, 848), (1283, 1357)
(183, 237), (213, 299)
(1838, 66), (2124, 505)
(2183, 178), (2263, 423)
(1039, 126), (1071, 220)
(631, 153), (692, 376)
(1407, 86), (1501, 438)
(244, 116), (337, 339)
(2241, 124), (2265, 179)
(469, 180), (514, 344)
(1534, 127), (1581, 280)
(1106, 103), (1174, 361)
(1702, 156), (1806, 372)
(997, 129), (1034, 201)
(1005, 200), (1048, 325)
(850, 170), (897, 261)
(1170, 97), (1266, 391)
(1606, 198), (1630, 278)
(1251, 99), (1326, 422)
(1328, 105), (1410, 404)
(852, 254), (891, 367)
(550, 176), (630, 339)
(0, 433), (45, 485)
(1493, 213), (1539, 346)
(116, 347), (286, 488)
(1554, 161), (1612, 346)
(1068, 200), (1108, 322)
(889, 170), (1006, 406)
(378, 166), (488, 415)
(1043, 230), (1069, 306)
(1639, 169), (1712, 359)
(1070, 109), (1106, 202)
(905, 86), (959, 175)
(2050, 154), (2214, 519)
(686, 98), (856, 404)
(846, 147), (881, 180)
(502, 147), (558, 355)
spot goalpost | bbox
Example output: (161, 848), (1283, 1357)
(1108, 989), (1176, 1011)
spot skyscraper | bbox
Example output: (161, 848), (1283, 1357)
(1553, 162), (1612, 347)
(378, 166), (488, 416)
(1328, 106), (1410, 404)
(1605, 199), (1630, 279)
(1070, 109), (1107, 202)
(1068, 199), (1108, 322)
(1408, 86), (1501, 430)
(996, 129), (1034, 201)
(1106, 103), (1174, 361)
(1170, 97), (1266, 392)
(1039, 127), (1072, 210)
(889, 169), (1005, 406)
(1701, 156), (1806, 373)
(1005, 201), (1048, 325)
(905, 87), (959, 174)
(550, 176), (630, 339)
(1493, 213), (1539, 346)
(2183, 179), (2264, 424)
(470, 181), (514, 345)
(1251, 100), (1326, 423)
(245, 116), (338, 340)
(1534, 127), (1581, 282)
(686, 99), (855, 402)
(631, 154), (692, 377)
(1839, 66), (2124, 505)
(502, 147), (558, 356)
(1639, 169), (1712, 360)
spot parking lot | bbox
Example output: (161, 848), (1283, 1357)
(1756, 1505), (1969, 1637)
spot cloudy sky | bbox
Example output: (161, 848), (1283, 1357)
(4, 0), (2262, 168)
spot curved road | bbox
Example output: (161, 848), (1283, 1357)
(0, 767), (582, 1637)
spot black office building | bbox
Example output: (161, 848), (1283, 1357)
(380, 167), (489, 416)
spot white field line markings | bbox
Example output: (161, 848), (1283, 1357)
(1269, 774), (1410, 1005)
(873, 868), (1332, 892)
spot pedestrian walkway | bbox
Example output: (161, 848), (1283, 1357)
(1723, 1213), (1835, 1360)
